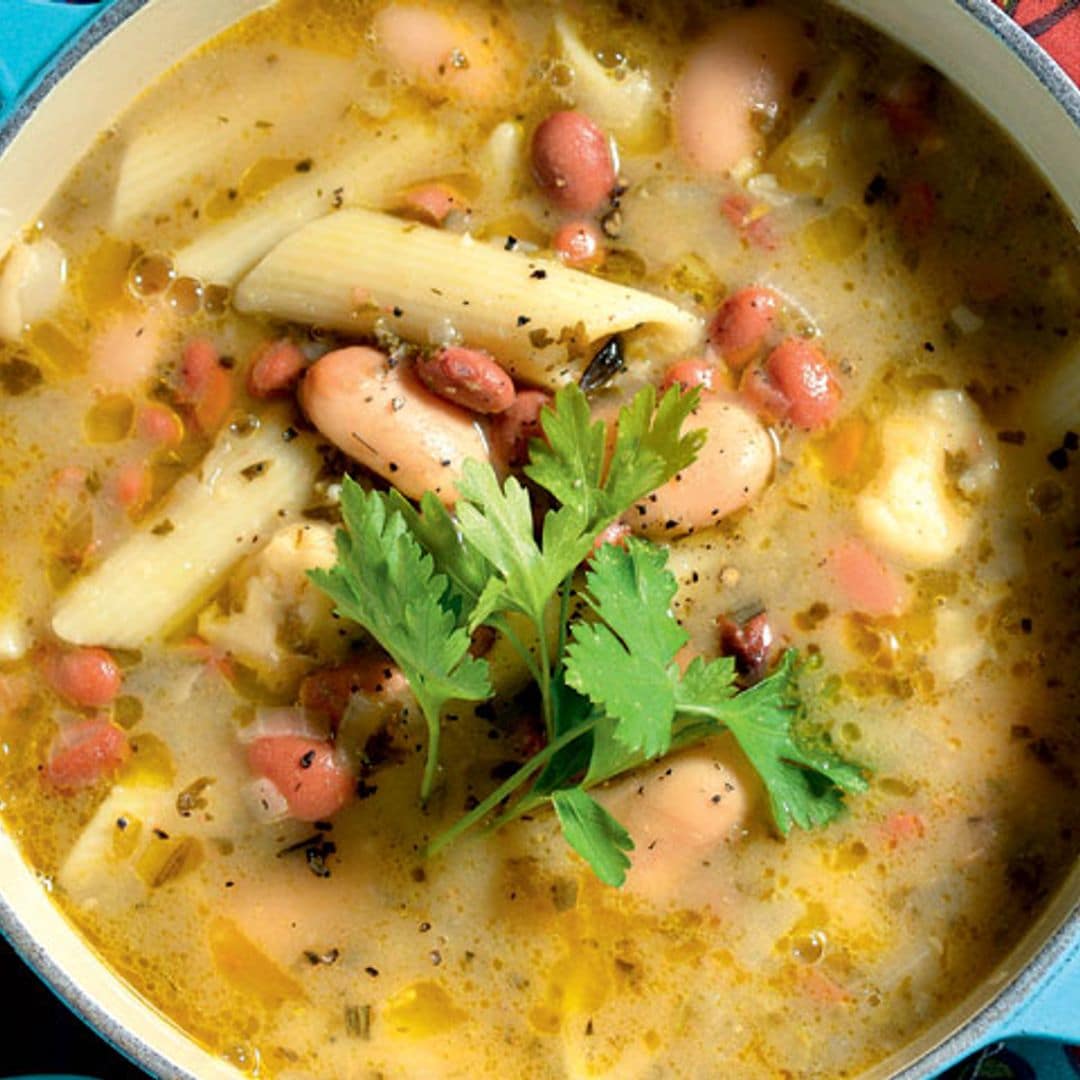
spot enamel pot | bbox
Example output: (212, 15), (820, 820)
(0, 1), (1076, 1077)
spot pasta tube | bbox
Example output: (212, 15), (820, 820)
(233, 208), (703, 387)
(110, 47), (357, 231)
(52, 413), (321, 648)
(173, 121), (455, 287)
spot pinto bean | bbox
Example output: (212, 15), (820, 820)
(42, 645), (123, 707)
(630, 395), (773, 538)
(708, 286), (782, 371)
(299, 345), (488, 505)
(661, 358), (717, 394)
(45, 717), (130, 792)
(673, 9), (810, 175)
(531, 111), (616, 214)
(247, 339), (305, 399)
(137, 403), (184, 447)
(300, 655), (410, 727)
(552, 220), (605, 269)
(415, 346), (516, 415)
(490, 389), (552, 468)
(247, 735), (355, 822)
(765, 338), (841, 430)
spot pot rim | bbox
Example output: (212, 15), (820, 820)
(0, 3), (1077, 1080)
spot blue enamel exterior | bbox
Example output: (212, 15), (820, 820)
(0, 1), (1075, 1077)
(0, 0), (100, 122)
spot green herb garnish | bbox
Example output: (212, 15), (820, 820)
(311, 384), (867, 885)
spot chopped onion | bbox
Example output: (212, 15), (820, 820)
(237, 706), (329, 744)
(949, 304), (984, 335)
(243, 777), (290, 824)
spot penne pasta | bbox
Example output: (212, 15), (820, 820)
(233, 208), (703, 387)
(110, 47), (359, 232)
(554, 15), (658, 143)
(58, 783), (172, 909)
(172, 121), (456, 287)
(52, 413), (321, 648)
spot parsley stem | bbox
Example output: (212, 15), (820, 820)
(415, 689), (442, 804)
(492, 615), (542, 688)
(554, 576), (572, 675)
(535, 612), (555, 740)
(426, 717), (598, 859)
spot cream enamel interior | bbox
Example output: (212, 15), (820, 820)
(0, 2), (1076, 1078)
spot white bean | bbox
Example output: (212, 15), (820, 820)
(598, 741), (758, 903)
(630, 395), (774, 538)
(299, 346), (489, 505)
(673, 9), (810, 176)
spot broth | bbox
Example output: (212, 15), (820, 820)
(0, 2), (1078, 1077)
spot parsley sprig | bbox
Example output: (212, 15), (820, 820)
(310, 384), (867, 884)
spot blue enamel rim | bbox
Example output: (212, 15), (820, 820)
(0, 2), (1077, 1079)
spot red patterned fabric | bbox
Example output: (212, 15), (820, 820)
(1004, 0), (1080, 83)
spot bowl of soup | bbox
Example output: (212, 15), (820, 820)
(0, 1), (1077, 1077)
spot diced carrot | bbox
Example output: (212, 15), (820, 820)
(247, 735), (356, 821)
(720, 194), (778, 250)
(881, 810), (926, 849)
(398, 181), (464, 225)
(896, 179), (936, 243)
(50, 464), (91, 497)
(41, 646), (123, 708)
(765, 338), (842, 431)
(825, 537), (902, 617)
(745, 215), (779, 251)
(45, 717), (130, 791)
(246, 339), (306, 399)
(880, 71), (936, 142)
(720, 193), (753, 229)
(819, 417), (867, 481)
(825, 537), (907, 617)
(177, 635), (235, 682)
(798, 967), (851, 1005)
(178, 338), (233, 433)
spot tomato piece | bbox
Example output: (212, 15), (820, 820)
(247, 735), (356, 822)
(42, 646), (123, 707)
(765, 338), (842, 430)
(46, 717), (130, 791)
